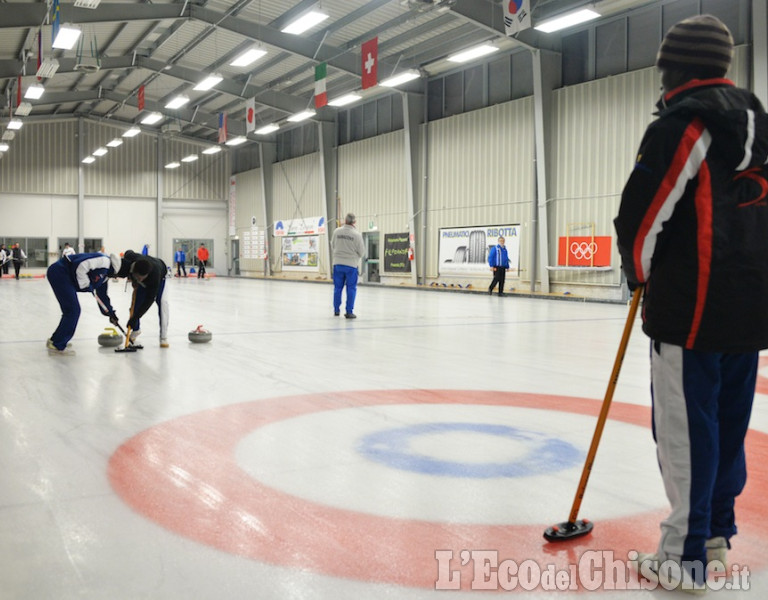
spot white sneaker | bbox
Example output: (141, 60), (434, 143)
(46, 338), (75, 356)
(706, 537), (728, 573)
(160, 338), (169, 348)
(630, 552), (706, 595)
(129, 330), (141, 342)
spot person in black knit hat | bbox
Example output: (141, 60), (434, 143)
(615, 14), (768, 593)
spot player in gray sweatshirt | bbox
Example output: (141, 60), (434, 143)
(331, 213), (365, 318)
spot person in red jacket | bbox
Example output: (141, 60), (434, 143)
(615, 15), (768, 592)
(196, 243), (209, 279)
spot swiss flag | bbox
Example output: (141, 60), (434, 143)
(361, 37), (378, 90)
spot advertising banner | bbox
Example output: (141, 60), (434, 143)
(438, 225), (520, 277)
(384, 233), (411, 273)
(557, 236), (611, 267)
(273, 216), (326, 237)
(281, 236), (319, 271)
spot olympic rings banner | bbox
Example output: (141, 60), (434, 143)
(438, 225), (520, 277)
(557, 236), (612, 267)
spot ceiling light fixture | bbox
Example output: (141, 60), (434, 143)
(2, 130), (15, 140)
(74, 0), (101, 8)
(165, 162), (181, 169)
(447, 43), (499, 63)
(24, 84), (45, 99)
(0, 143), (9, 152)
(14, 102), (33, 116)
(202, 146), (222, 154)
(230, 48), (267, 67)
(52, 24), (82, 50)
(93, 147), (108, 156)
(225, 136), (248, 146)
(82, 156), (96, 163)
(380, 70), (420, 88)
(281, 10), (329, 35)
(181, 154), (199, 163)
(7, 119), (23, 130)
(534, 8), (600, 33)
(122, 127), (141, 137)
(106, 138), (123, 147)
(36, 58), (60, 78)
(328, 93), (362, 107)
(287, 110), (316, 123)
(165, 95), (190, 109)
(194, 74), (223, 91)
(140, 112), (164, 125)
(255, 124), (280, 135)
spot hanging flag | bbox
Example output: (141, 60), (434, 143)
(218, 112), (228, 143)
(361, 37), (378, 90)
(314, 63), (328, 109)
(137, 85), (145, 111)
(245, 98), (256, 133)
(502, 0), (532, 36)
(52, 0), (61, 47)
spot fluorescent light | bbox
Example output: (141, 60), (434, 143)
(255, 123), (280, 135)
(36, 58), (60, 78)
(106, 138), (123, 147)
(25, 84), (45, 99)
(380, 70), (420, 88)
(202, 146), (222, 155)
(82, 156), (96, 163)
(14, 102), (32, 116)
(225, 136), (248, 146)
(93, 147), (108, 156)
(2, 130), (15, 140)
(281, 10), (329, 35)
(74, 0), (101, 8)
(122, 127), (141, 137)
(7, 119), (23, 130)
(0, 143), (9, 152)
(165, 95), (190, 109)
(194, 74), (223, 91)
(181, 154), (199, 163)
(165, 162), (181, 169)
(230, 48), (267, 67)
(447, 44), (499, 63)
(287, 110), (315, 123)
(328, 93), (362, 107)
(140, 112), (163, 125)
(534, 8), (600, 33)
(52, 24), (82, 50)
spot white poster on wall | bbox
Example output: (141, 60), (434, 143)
(228, 176), (237, 236)
(273, 216), (326, 237)
(281, 236), (319, 271)
(438, 225), (521, 277)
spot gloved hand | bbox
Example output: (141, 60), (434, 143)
(127, 317), (138, 330)
(109, 313), (119, 326)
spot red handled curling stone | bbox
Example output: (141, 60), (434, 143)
(188, 325), (212, 343)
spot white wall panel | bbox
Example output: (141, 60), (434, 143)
(83, 197), (157, 257)
(233, 168), (267, 274)
(426, 97), (535, 280)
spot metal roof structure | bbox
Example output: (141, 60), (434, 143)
(0, 0), (656, 143)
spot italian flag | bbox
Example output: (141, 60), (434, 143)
(314, 62), (327, 109)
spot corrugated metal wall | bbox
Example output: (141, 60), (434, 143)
(548, 45), (750, 288)
(0, 121), (78, 195)
(426, 97), (535, 279)
(162, 137), (229, 202)
(338, 130), (410, 277)
(270, 153), (325, 272)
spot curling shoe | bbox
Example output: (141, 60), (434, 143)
(46, 339), (75, 356)
(630, 552), (706, 595)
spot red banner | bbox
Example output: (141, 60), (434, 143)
(138, 85), (145, 111)
(361, 37), (378, 90)
(557, 236), (612, 267)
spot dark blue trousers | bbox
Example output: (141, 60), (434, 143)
(47, 260), (81, 350)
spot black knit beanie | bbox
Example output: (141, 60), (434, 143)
(656, 14), (733, 79)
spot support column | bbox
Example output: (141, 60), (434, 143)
(531, 49), (560, 294)
(258, 141), (276, 277)
(403, 90), (424, 286)
(318, 120), (337, 281)
(156, 134), (163, 261)
(77, 118), (85, 253)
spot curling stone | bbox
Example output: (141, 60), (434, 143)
(98, 327), (123, 347)
(188, 325), (212, 343)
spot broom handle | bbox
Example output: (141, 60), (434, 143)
(567, 287), (642, 524)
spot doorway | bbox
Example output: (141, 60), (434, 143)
(362, 232), (380, 283)
(231, 239), (240, 276)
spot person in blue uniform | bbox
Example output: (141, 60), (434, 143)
(487, 236), (510, 296)
(46, 253), (121, 355)
(174, 247), (187, 277)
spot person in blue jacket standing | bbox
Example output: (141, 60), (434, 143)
(174, 246), (187, 277)
(487, 236), (510, 296)
(46, 253), (121, 356)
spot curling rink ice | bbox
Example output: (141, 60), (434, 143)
(2, 275), (767, 599)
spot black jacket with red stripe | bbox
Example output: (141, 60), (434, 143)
(615, 79), (768, 352)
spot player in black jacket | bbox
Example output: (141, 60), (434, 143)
(614, 15), (768, 592)
(116, 249), (170, 348)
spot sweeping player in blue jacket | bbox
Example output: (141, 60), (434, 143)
(46, 253), (121, 356)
